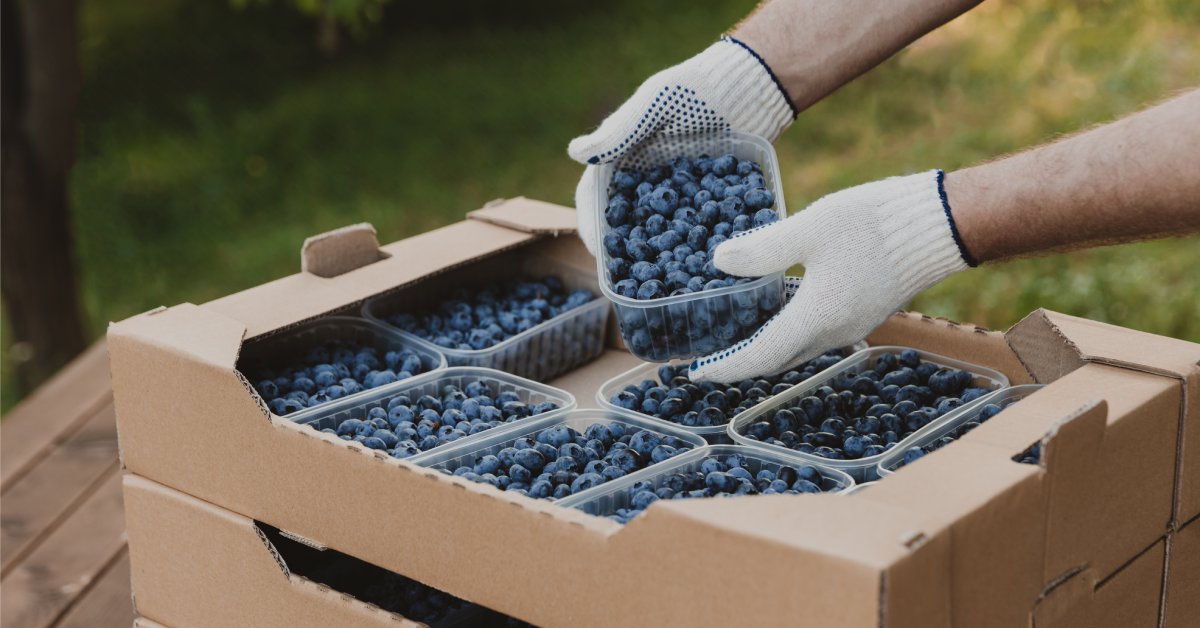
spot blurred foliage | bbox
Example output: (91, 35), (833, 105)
(2, 0), (1198, 412)
(230, 0), (389, 34)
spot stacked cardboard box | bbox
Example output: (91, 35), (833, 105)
(109, 198), (1199, 627)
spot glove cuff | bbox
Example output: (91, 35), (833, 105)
(700, 38), (795, 141)
(878, 170), (972, 298)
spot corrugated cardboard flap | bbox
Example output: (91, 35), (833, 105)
(109, 303), (246, 371)
(1009, 308), (1200, 527)
(467, 197), (578, 234)
(300, 223), (386, 278)
(1008, 309), (1200, 382)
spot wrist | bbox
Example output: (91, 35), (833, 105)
(942, 169), (987, 265)
(876, 171), (972, 294)
(720, 36), (798, 121)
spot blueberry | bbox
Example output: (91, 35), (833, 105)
(712, 154), (737, 176)
(571, 473), (604, 494)
(636, 280), (666, 300)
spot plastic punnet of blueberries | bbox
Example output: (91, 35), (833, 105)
(601, 153), (785, 360)
(609, 349), (848, 429)
(249, 340), (433, 416)
(383, 275), (596, 352)
(606, 452), (840, 524)
(603, 154), (779, 301)
(442, 422), (695, 500)
(308, 379), (560, 459)
(894, 397), (1024, 470)
(738, 349), (993, 460)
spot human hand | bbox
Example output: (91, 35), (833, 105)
(568, 37), (795, 255)
(689, 170), (975, 382)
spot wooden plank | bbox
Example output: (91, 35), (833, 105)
(2, 342), (112, 490)
(1, 403), (119, 575)
(54, 550), (134, 628)
(1, 471), (127, 628)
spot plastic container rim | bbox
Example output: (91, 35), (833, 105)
(243, 315), (448, 418)
(411, 407), (709, 479)
(593, 342), (868, 437)
(285, 365), (577, 428)
(874, 383), (1046, 478)
(725, 345), (1012, 476)
(556, 443), (858, 515)
(362, 290), (610, 360)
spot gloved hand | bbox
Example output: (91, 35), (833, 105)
(568, 36), (796, 255)
(689, 170), (977, 383)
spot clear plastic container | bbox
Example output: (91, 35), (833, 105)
(289, 367), (576, 458)
(594, 344), (865, 443)
(559, 444), (855, 522)
(592, 131), (788, 362)
(414, 409), (708, 498)
(362, 249), (610, 382)
(238, 316), (447, 416)
(727, 346), (1011, 482)
(875, 384), (1045, 478)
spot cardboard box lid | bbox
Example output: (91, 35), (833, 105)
(1008, 309), (1200, 526)
(203, 198), (578, 338)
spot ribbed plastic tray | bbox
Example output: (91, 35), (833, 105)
(238, 316), (446, 416)
(594, 344), (865, 443)
(727, 346), (1010, 481)
(414, 409), (708, 500)
(875, 384), (1045, 478)
(592, 131), (787, 362)
(290, 367), (576, 459)
(559, 444), (854, 522)
(363, 250), (609, 382)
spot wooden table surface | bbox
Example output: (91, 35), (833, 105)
(1, 342), (134, 628)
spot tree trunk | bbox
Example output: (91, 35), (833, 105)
(1, 0), (87, 398)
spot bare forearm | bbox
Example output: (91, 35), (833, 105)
(946, 89), (1200, 263)
(732, 0), (980, 112)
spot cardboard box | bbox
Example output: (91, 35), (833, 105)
(1034, 537), (1166, 628)
(109, 198), (1200, 627)
(1164, 515), (1199, 628)
(124, 474), (424, 627)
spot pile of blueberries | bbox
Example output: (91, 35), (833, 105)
(249, 339), (433, 416)
(358, 573), (467, 625)
(895, 397), (1020, 470)
(602, 452), (839, 524)
(444, 421), (695, 500)
(738, 349), (992, 460)
(609, 350), (848, 429)
(384, 275), (595, 351)
(312, 380), (560, 459)
(603, 154), (779, 301)
(601, 154), (784, 359)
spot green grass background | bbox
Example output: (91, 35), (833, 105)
(3, 0), (1198, 412)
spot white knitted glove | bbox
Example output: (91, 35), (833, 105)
(689, 170), (977, 383)
(569, 37), (796, 255)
